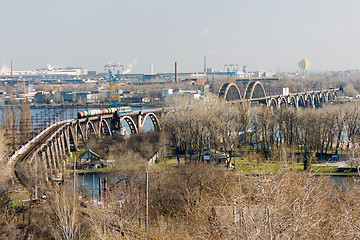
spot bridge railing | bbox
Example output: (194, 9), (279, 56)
(6, 119), (73, 181)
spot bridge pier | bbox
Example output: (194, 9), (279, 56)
(40, 150), (49, 181)
(45, 145), (54, 175)
(137, 111), (143, 132)
(55, 137), (63, 168)
(70, 124), (79, 152)
(64, 127), (71, 155)
(60, 133), (68, 165)
(50, 141), (59, 176)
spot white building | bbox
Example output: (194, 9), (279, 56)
(0, 66), (88, 76)
(162, 88), (173, 98)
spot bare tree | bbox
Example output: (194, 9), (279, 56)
(45, 184), (84, 240)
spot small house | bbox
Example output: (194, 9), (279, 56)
(77, 149), (102, 169)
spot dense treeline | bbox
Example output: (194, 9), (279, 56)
(163, 97), (251, 162)
(163, 97), (360, 164)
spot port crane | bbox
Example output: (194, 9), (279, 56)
(224, 63), (239, 83)
(105, 63), (124, 106)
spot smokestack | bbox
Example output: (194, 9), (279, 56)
(175, 62), (178, 82)
(150, 63), (154, 74)
(204, 55), (206, 74)
(11, 60), (13, 77)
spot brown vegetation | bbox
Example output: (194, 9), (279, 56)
(2, 164), (360, 239)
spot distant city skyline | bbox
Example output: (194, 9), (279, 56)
(1, 0), (360, 74)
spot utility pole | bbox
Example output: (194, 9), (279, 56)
(99, 177), (102, 202)
(145, 169), (149, 229)
(174, 62), (178, 82)
(92, 174), (95, 203)
(73, 156), (76, 193)
(34, 155), (38, 200)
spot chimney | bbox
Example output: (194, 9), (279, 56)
(175, 62), (178, 82)
(204, 55), (207, 74)
(150, 63), (154, 74)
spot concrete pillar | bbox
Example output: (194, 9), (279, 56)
(60, 133), (68, 165)
(41, 150), (48, 181)
(56, 137), (63, 163)
(54, 138), (63, 173)
(56, 136), (65, 171)
(64, 127), (71, 155)
(71, 125), (79, 152)
(45, 145), (54, 175)
(49, 142), (58, 176)
(137, 111), (142, 133)
(51, 141), (60, 175)
(98, 116), (102, 137)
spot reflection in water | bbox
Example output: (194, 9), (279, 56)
(77, 172), (123, 200)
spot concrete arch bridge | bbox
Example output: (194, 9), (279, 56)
(7, 109), (164, 188)
(218, 81), (342, 108)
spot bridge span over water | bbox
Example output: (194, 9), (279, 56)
(7, 109), (164, 188)
(218, 81), (342, 108)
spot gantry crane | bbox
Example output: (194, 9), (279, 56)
(105, 63), (124, 105)
(224, 63), (239, 83)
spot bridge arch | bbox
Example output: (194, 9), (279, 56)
(100, 119), (112, 136)
(314, 94), (321, 108)
(326, 92), (332, 101)
(268, 98), (277, 108)
(141, 113), (161, 132)
(333, 91), (338, 100)
(288, 95), (297, 108)
(304, 94), (314, 108)
(76, 124), (86, 147)
(244, 81), (266, 100)
(86, 121), (97, 137)
(319, 92), (327, 104)
(218, 82), (242, 102)
(298, 95), (305, 108)
(121, 116), (138, 134)
(68, 126), (78, 150)
(279, 97), (287, 108)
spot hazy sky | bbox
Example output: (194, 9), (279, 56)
(1, 0), (359, 73)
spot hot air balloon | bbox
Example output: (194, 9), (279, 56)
(298, 58), (310, 71)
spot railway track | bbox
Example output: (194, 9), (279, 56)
(10, 121), (68, 188)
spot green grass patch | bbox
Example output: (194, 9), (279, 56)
(155, 157), (178, 168)
(234, 158), (286, 174)
(69, 149), (86, 163)
(310, 166), (338, 174)
(233, 157), (306, 174)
